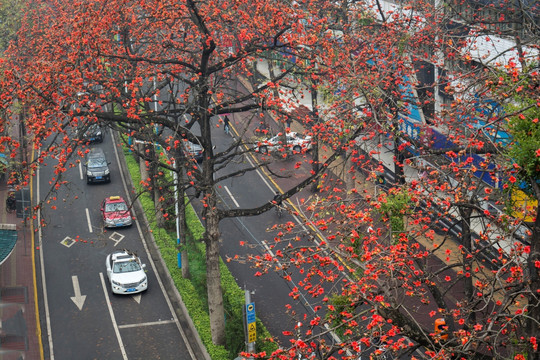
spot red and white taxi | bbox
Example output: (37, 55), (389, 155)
(101, 196), (133, 228)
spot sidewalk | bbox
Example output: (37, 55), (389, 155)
(0, 112), (43, 360)
(0, 181), (42, 360)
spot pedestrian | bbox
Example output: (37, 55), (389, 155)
(223, 115), (230, 135)
(273, 192), (283, 217)
(286, 118), (292, 130)
(6, 191), (16, 212)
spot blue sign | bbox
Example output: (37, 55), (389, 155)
(246, 303), (256, 324)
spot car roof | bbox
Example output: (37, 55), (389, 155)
(106, 196), (125, 203)
(87, 148), (106, 159)
(111, 251), (137, 262)
(184, 140), (202, 149)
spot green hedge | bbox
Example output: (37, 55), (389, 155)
(122, 145), (277, 359)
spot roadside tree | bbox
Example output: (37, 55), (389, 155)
(238, 1), (540, 360)
(1, 0), (368, 349)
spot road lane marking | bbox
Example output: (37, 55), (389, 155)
(60, 236), (76, 248)
(111, 128), (197, 360)
(79, 161), (83, 180)
(70, 275), (87, 311)
(99, 272), (128, 360)
(247, 157), (275, 192)
(118, 319), (176, 329)
(109, 231), (124, 246)
(224, 186), (239, 207)
(37, 164), (55, 359)
(132, 294), (141, 304)
(85, 208), (93, 233)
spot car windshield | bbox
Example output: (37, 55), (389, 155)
(185, 142), (201, 152)
(86, 125), (99, 134)
(88, 158), (107, 168)
(113, 260), (141, 273)
(105, 202), (128, 212)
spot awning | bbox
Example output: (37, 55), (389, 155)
(0, 224), (17, 266)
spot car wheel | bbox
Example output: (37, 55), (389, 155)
(259, 146), (268, 154)
(293, 145), (301, 153)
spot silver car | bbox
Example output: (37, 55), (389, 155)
(254, 132), (312, 154)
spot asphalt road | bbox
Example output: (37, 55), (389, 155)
(36, 129), (200, 360)
(209, 124), (420, 359)
(195, 116), (345, 350)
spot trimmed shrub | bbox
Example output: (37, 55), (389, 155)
(122, 144), (277, 359)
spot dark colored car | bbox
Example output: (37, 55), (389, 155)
(85, 148), (111, 184)
(80, 124), (104, 143)
(183, 141), (204, 163)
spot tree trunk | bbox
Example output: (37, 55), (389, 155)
(204, 193), (226, 345)
(310, 85), (321, 193)
(149, 145), (165, 228)
(460, 206), (476, 325)
(310, 143), (321, 193)
(197, 57), (226, 344)
(140, 147), (149, 192)
(393, 136), (406, 185)
(154, 187), (165, 228)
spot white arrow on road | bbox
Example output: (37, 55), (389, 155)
(70, 275), (87, 310)
(132, 294), (141, 304)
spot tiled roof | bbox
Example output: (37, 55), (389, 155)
(0, 224), (17, 266)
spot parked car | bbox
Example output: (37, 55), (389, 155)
(85, 148), (110, 184)
(80, 124), (104, 144)
(101, 196), (133, 228)
(183, 140), (204, 163)
(105, 250), (148, 295)
(254, 132), (312, 154)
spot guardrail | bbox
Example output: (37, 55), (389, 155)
(352, 143), (531, 268)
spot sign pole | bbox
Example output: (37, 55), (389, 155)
(245, 289), (256, 357)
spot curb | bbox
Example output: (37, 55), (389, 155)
(113, 131), (211, 360)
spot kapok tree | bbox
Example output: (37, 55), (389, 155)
(240, 1), (540, 360)
(3, 0), (370, 348)
(503, 84), (540, 360)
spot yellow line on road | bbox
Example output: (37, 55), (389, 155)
(30, 146), (45, 360)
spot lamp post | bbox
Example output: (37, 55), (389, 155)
(173, 158), (182, 269)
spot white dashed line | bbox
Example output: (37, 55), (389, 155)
(224, 186), (239, 207)
(118, 319), (176, 329)
(99, 272), (128, 360)
(85, 208), (93, 233)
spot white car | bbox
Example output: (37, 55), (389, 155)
(106, 250), (148, 295)
(254, 132), (312, 154)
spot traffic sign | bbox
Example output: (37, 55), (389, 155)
(248, 322), (256, 343)
(246, 302), (256, 324)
